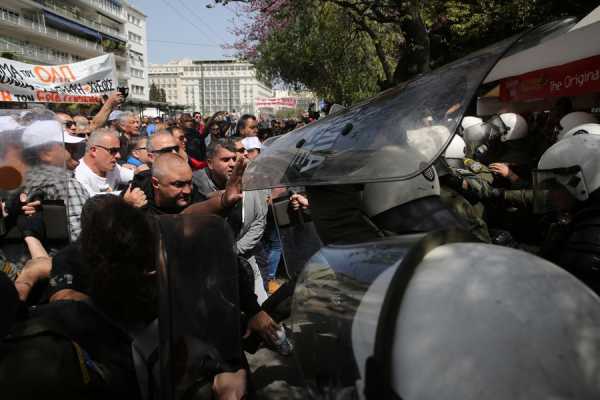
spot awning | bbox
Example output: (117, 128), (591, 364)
(484, 5), (600, 83)
(43, 11), (101, 41)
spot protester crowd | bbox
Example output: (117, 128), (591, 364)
(1, 88), (600, 399)
(0, 91), (307, 399)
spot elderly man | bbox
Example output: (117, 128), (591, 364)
(74, 128), (136, 196)
(19, 119), (89, 242)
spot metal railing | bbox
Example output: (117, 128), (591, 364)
(76, 0), (126, 21)
(33, 0), (126, 39)
(0, 12), (102, 52)
(0, 40), (77, 64)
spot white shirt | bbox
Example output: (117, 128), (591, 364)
(75, 158), (134, 196)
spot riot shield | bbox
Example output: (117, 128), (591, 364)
(156, 214), (241, 400)
(290, 233), (427, 397)
(270, 194), (323, 280)
(243, 19), (577, 191)
(0, 109), (76, 278)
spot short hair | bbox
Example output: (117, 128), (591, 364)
(86, 128), (119, 151)
(147, 131), (175, 153)
(117, 111), (137, 126)
(206, 138), (237, 159)
(152, 152), (186, 181)
(239, 114), (256, 130)
(128, 136), (147, 153)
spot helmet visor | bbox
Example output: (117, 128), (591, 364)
(532, 166), (588, 214)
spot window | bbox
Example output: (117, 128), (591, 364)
(131, 68), (144, 78)
(128, 14), (142, 27)
(128, 31), (142, 44)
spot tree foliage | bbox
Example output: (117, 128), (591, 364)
(216, 0), (597, 104)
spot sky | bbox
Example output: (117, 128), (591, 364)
(127, 0), (245, 64)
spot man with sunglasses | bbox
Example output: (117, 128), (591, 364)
(75, 128), (136, 198)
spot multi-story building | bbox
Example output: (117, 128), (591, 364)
(124, 4), (148, 101)
(0, 0), (147, 96)
(149, 59), (273, 115)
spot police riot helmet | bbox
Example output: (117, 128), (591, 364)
(557, 112), (598, 141)
(362, 128), (443, 218)
(488, 113), (528, 142)
(461, 116), (498, 148)
(560, 122), (600, 141)
(444, 134), (466, 160)
(533, 135), (600, 213)
(363, 160), (440, 218)
(352, 243), (600, 400)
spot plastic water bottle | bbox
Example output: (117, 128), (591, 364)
(273, 325), (293, 356)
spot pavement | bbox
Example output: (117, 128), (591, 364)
(246, 333), (305, 399)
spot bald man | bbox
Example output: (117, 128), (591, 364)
(149, 153), (195, 214)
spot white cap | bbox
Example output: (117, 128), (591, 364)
(22, 120), (85, 148)
(108, 110), (123, 122)
(242, 136), (262, 151)
(0, 116), (23, 132)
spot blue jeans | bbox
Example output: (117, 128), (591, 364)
(264, 228), (282, 280)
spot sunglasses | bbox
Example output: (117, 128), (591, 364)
(152, 145), (179, 154)
(64, 121), (75, 128)
(95, 144), (121, 156)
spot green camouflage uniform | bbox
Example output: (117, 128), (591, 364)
(440, 184), (491, 243)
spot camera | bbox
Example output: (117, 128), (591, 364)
(117, 86), (129, 98)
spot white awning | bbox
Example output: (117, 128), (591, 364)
(484, 6), (600, 83)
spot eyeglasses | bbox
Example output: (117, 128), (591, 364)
(235, 147), (247, 153)
(152, 145), (179, 154)
(135, 147), (147, 151)
(64, 121), (75, 128)
(94, 144), (121, 156)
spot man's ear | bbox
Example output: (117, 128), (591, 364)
(151, 176), (159, 190)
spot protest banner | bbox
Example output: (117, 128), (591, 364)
(0, 54), (117, 104)
(255, 97), (298, 109)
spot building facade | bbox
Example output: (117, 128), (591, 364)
(124, 4), (148, 100)
(149, 59), (273, 115)
(0, 0), (148, 98)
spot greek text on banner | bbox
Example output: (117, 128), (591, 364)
(0, 54), (117, 104)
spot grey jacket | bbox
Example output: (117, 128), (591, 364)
(192, 168), (267, 254)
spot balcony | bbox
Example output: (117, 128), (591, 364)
(73, 0), (126, 22)
(33, 0), (126, 40)
(0, 12), (102, 54)
(0, 39), (77, 65)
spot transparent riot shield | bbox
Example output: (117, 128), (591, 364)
(156, 214), (241, 400)
(271, 194), (323, 280)
(290, 234), (424, 397)
(0, 109), (76, 278)
(243, 19), (576, 191)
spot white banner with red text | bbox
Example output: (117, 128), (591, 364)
(0, 54), (117, 104)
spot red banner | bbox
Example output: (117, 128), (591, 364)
(500, 55), (600, 102)
(255, 97), (298, 108)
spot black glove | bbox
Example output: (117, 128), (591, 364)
(17, 213), (45, 241)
